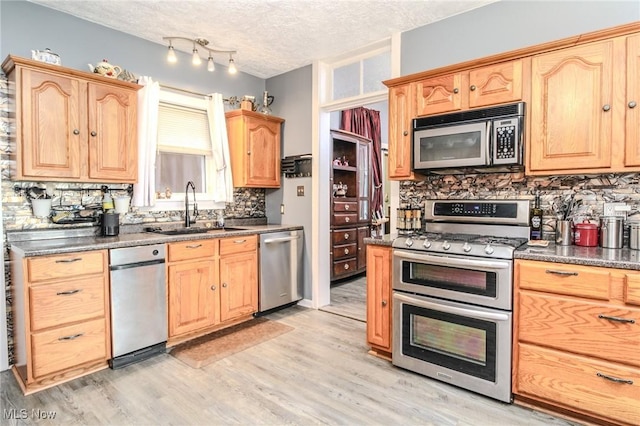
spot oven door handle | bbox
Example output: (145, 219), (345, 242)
(394, 292), (510, 322)
(394, 250), (510, 270)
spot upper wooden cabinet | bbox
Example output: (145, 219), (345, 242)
(388, 84), (420, 181)
(415, 60), (524, 116)
(225, 109), (284, 188)
(625, 34), (640, 167)
(1, 56), (139, 183)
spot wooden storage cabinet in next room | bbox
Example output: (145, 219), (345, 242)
(329, 129), (371, 281)
(10, 249), (111, 394)
(513, 259), (640, 425)
(1, 55), (139, 183)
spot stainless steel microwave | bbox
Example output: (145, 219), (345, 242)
(413, 102), (525, 171)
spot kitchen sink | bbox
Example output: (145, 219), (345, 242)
(145, 226), (246, 235)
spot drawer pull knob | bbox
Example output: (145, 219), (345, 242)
(602, 104), (611, 112)
(186, 244), (202, 249)
(56, 289), (81, 296)
(73, 129), (80, 135)
(382, 300), (387, 306)
(469, 85), (475, 92)
(91, 131), (97, 137)
(222, 283), (228, 288)
(345, 217), (350, 222)
(403, 130), (408, 136)
(344, 264), (350, 270)
(596, 372), (633, 385)
(58, 333), (84, 341)
(344, 248), (349, 255)
(629, 101), (637, 109)
(598, 314), (635, 324)
(345, 205), (350, 210)
(55, 258), (82, 263)
(234, 239), (247, 244)
(344, 233), (350, 240)
(545, 269), (578, 276)
(210, 285), (216, 291)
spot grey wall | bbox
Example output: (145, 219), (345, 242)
(1, 0), (265, 98)
(402, 0), (640, 75)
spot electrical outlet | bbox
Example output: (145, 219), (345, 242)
(603, 202), (630, 218)
(280, 204), (285, 214)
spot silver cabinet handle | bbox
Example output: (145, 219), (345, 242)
(73, 129), (80, 135)
(90, 131), (97, 137)
(597, 372), (633, 385)
(55, 258), (82, 263)
(598, 314), (635, 324)
(56, 289), (81, 296)
(545, 269), (578, 276)
(234, 239), (246, 244)
(602, 104), (611, 112)
(264, 236), (300, 244)
(629, 101), (637, 109)
(186, 244), (202, 249)
(58, 333), (83, 341)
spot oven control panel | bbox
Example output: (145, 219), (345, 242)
(425, 199), (530, 226)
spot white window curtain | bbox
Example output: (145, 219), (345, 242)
(133, 76), (160, 207)
(206, 93), (234, 203)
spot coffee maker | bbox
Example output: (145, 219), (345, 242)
(101, 212), (120, 236)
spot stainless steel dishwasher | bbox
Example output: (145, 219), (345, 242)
(109, 244), (167, 369)
(258, 230), (304, 313)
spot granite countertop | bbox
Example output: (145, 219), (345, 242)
(363, 234), (396, 247)
(8, 224), (303, 257)
(515, 242), (640, 270)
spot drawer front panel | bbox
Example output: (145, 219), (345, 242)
(27, 251), (105, 283)
(332, 258), (357, 278)
(519, 292), (640, 368)
(332, 228), (357, 244)
(624, 273), (640, 306)
(517, 343), (640, 425)
(517, 260), (611, 300)
(30, 278), (106, 331)
(333, 213), (358, 226)
(332, 243), (357, 260)
(168, 239), (217, 262)
(31, 318), (107, 378)
(333, 200), (357, 213)
(220, 234), (257, 256)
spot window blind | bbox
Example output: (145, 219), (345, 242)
(157, 103), (211, 155)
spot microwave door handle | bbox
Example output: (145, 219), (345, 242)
(486, 120), (492, 165)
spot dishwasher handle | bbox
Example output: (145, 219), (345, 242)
(263, 235), (301, 244)
(110, 258), (165, 271)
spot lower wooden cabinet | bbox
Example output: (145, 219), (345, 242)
(167, 236), (258, 344)
(366, 244), (392, 359)
(10, 249), (111, 394)
(513, 259), (640, 425)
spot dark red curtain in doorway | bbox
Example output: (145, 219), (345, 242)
(340, 107), (382, 219)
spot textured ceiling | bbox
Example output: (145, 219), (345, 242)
(27, 0), (497, 79)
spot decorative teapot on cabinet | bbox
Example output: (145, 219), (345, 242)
(88, 59), (122, 78)
(31, 48), (61, 65)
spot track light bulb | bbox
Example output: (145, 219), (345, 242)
(207, 56), (215, 72)
(228, 57), (237, 74)
(192, 48), (201, 66)
(167, 44), (177, 63)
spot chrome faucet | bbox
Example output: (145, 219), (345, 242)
(184, 181), (198, 227)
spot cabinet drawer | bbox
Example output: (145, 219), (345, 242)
(518, 292), (640, 368)
(168, 239), (217, 262)
(517, 343), (640, 425)
(31, 318), (107, 378)
(333, 200), (357, 213)
(624, 273), (640, 306)
(332, 243), (357, 260)
(332, 228), (357, 244)
(333, 258), (357, 278)
(27, 251), (106, 283)
(517, 260), (611, 300)
(29, 277), (106, 331)
(220, 234), (257, 256)
(333, 213), (358, 226)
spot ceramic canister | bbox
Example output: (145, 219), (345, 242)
(574, 221), (598, 247)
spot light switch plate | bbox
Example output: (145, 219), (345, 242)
(603, 202), (629, 218)
(297, 186), (304, 196)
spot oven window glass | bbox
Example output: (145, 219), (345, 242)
(402, 262), (497, 297)
(402, 304), (496, 381)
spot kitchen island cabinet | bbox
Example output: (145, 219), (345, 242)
(513, 259), (640, 425)
(10, 249), (111, 394)
(1, 55), (139, 183)
(366, 244), (392, 359)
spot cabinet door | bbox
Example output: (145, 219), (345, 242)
(19, 67), (82, 179)
(366, 245), (392, 351)
(529, 40), (614, 172)
(219, 251), (258, 322)
(625, 34), (640, 167)
(388, 84), (414, 179)
(245, 117), (281, 187)
(357, 140), (370, 221)
(469, 60), (523, 108)
(415, 73), (462, 116)
(87, 82), (138, 182)
(357, 226), (369, 271)
(168, 259), (218, 337)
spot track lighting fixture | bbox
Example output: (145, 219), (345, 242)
(163, 36), (237, 74)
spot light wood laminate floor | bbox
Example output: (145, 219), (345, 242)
(320, 275), (366, 322)
(1, 307), (578, 425)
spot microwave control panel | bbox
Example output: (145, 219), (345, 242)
(492, 117), (520, 164)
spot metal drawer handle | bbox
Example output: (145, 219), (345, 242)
(598, 314), (635, 324)
(344, 248), (349, 255)
(345, 217), (350, 222)
(55, 258), (82, 263)
(344, 264), (350, 270)
(629, 101), (637, 109)
(234, 239), (247, 244)
(58, 333), (84, 341)
(345, 205), (350, 210)
(545, 269), (578, 276)
(186, 244), (202, 249)
(596, 372), (633, 385)
(344, 233), (350, 240)
(56, 289), (81, 296)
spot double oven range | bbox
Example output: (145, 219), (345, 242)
(392, 199), (530, 403)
